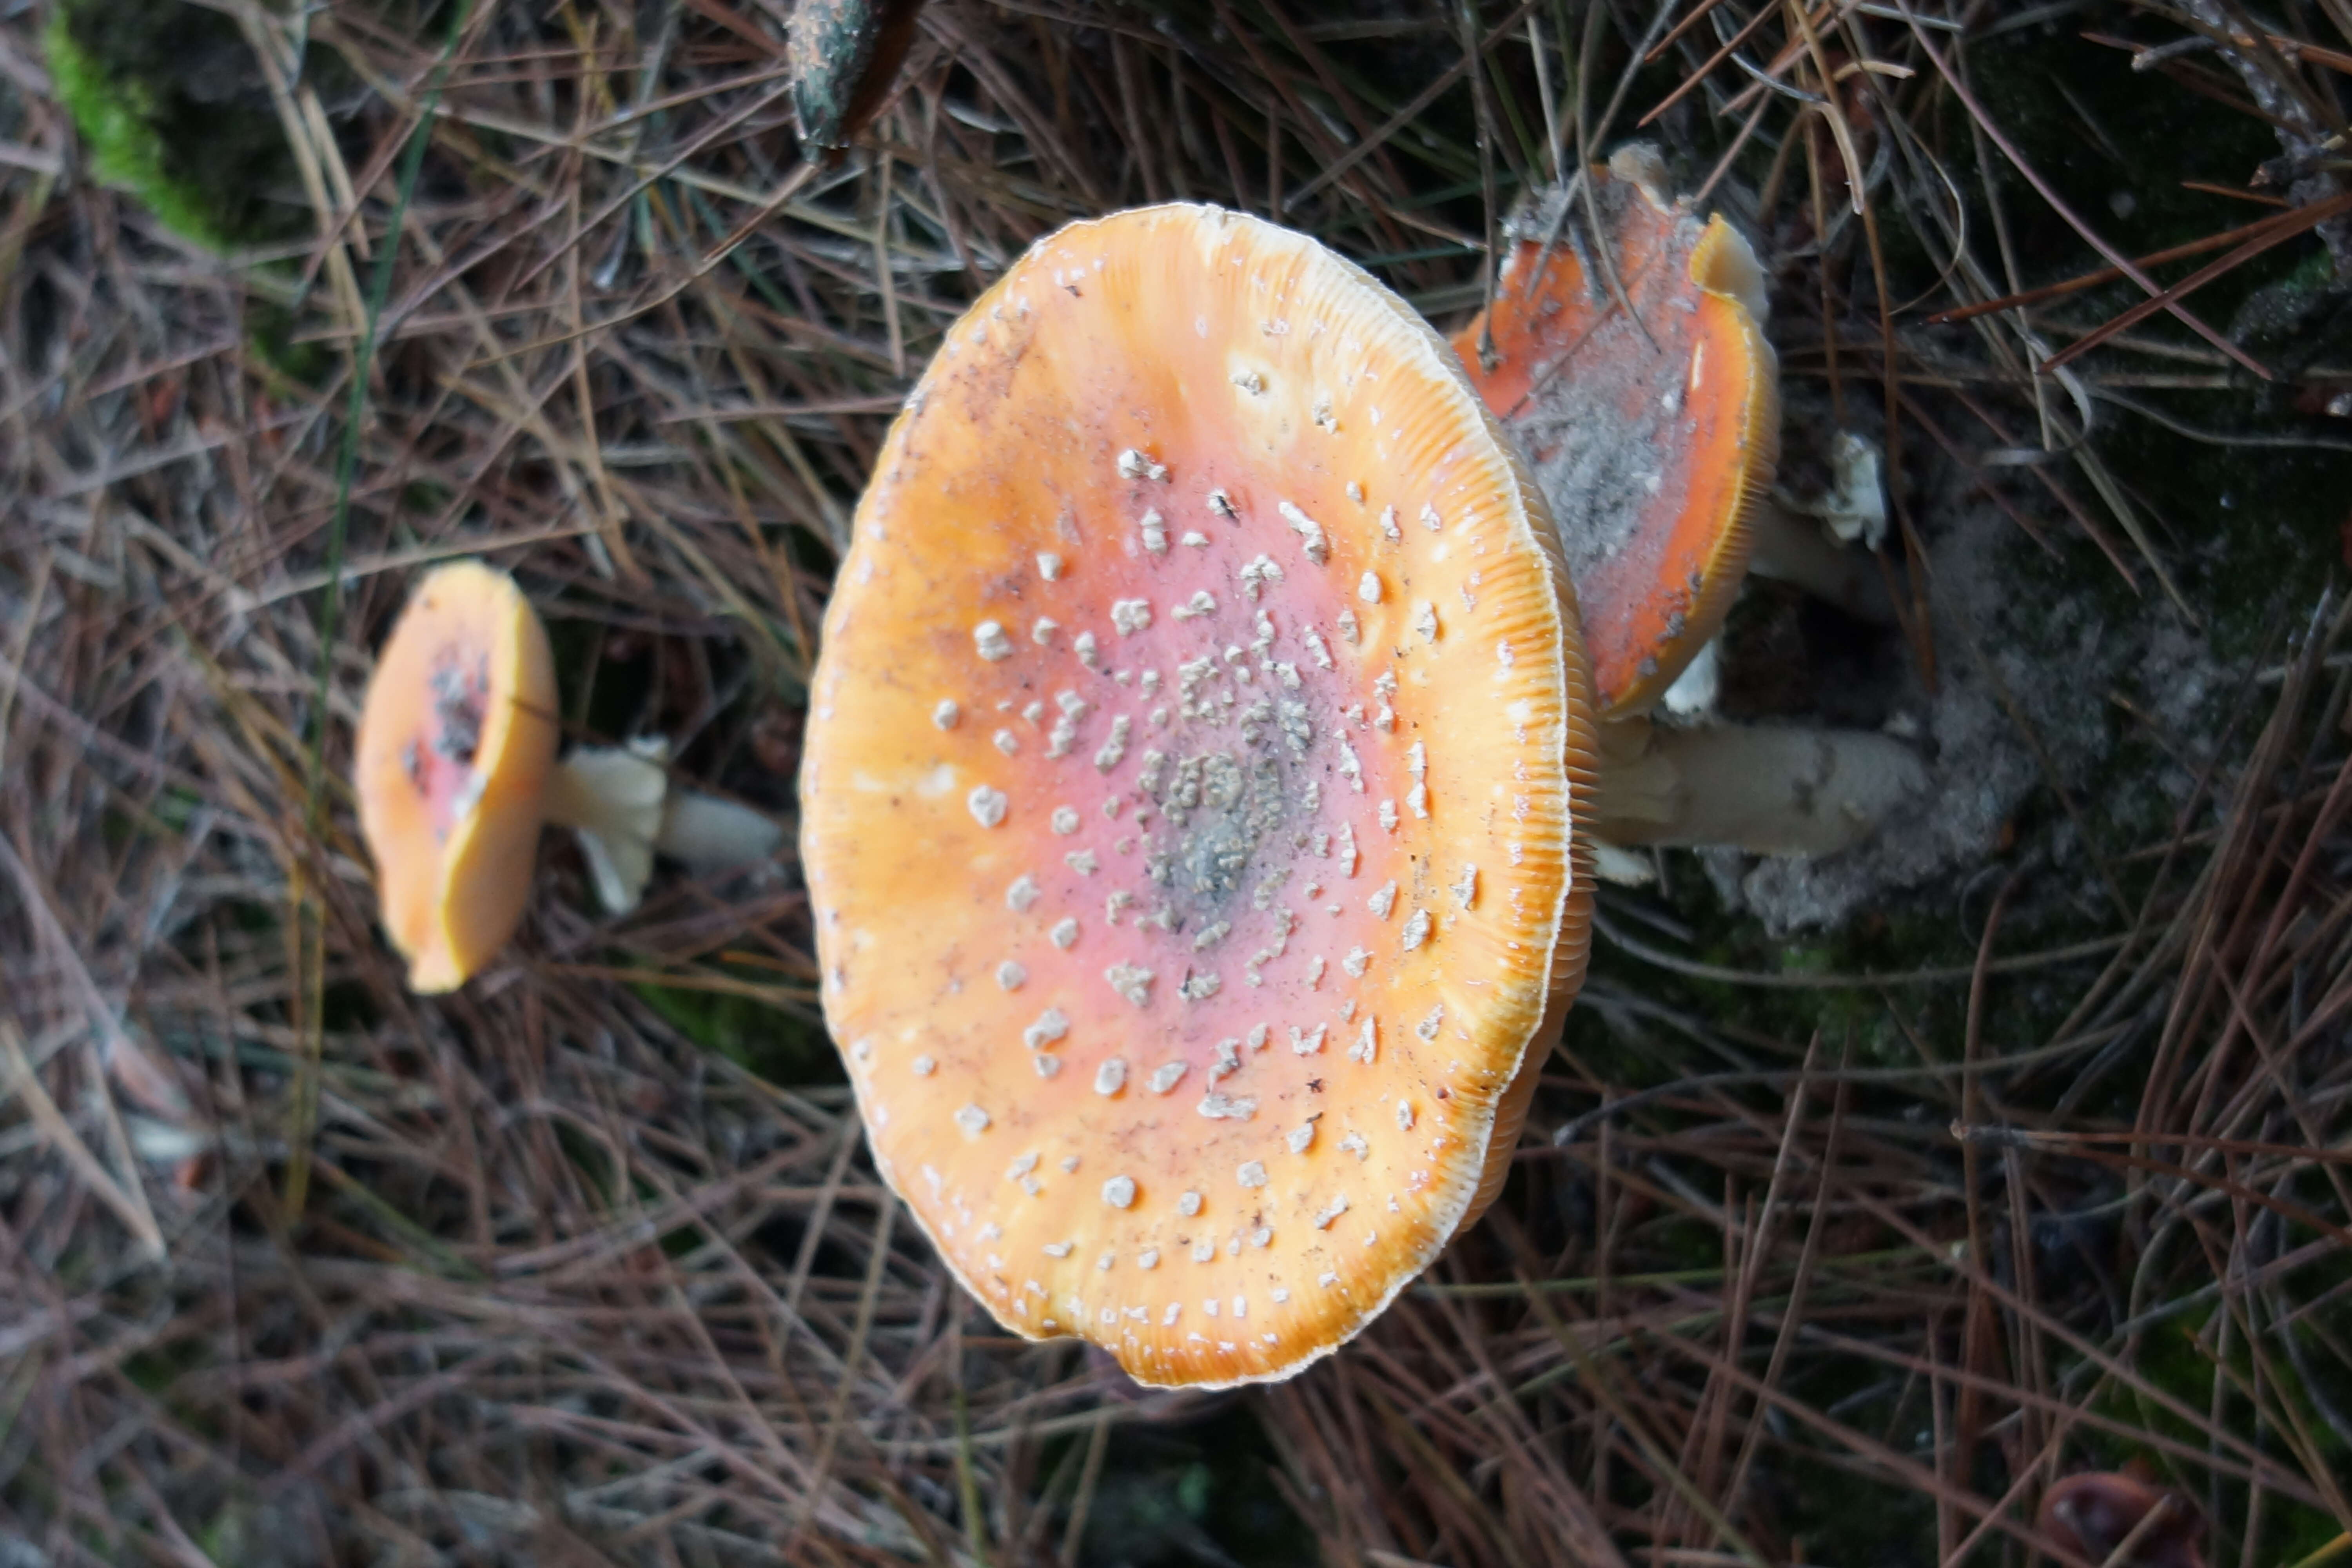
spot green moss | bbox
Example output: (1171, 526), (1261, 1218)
(46, 0), (318, 252)
(45, 10), (231, 251)
(1572, 864), (2097, 1081)
(246, 298), (335, 387)
(1065, 1402), (1316, 1567)
(122, 1338), (210, 1397)
(2089, 1305), (2350, 1565)
(1954, 11), (2288, 318)
(630, 976), (841, 1087)
(1918, 15), (2346, 667)
(1838, 10), (2344, 677)
(196, 1503), (247, 1565)
(1773, 1445), (1939, 1566)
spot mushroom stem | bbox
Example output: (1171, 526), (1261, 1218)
(1746, 501), (1896, 626)
(544, 741), (782, 913)
(656, 790), (785, 869)
(1593, 716), (1926, 857)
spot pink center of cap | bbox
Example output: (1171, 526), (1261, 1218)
(963, 483), (1396, 1052)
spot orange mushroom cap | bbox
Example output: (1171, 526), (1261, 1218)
(354, 562), (558, 992)
(802, 204), (1598, 1387)
(1454, 149), (1779, 717)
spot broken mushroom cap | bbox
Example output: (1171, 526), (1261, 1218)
(1454, 145), (1779, 718)
(802, 203), (1598, 1388)
(354, 561), (559, 993)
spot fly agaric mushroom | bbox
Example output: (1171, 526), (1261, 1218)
(1454, 146), (1920, 865)
(355, 561), (558, 993)
(354, 562), (780, 992)
(801, 204), (1598, 1388)
(1454, 143), (1779, 719)
(1456, 145), (1894, 699)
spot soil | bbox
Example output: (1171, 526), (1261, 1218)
(1684, 389), (2244, 936)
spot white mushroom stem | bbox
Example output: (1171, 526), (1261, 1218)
(1746, 501), (1897, 626)
(542, 739), (783, 914)
(1593, 716), (1926, 858)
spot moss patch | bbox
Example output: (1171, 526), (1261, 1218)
(46, 0), (310, 251)
(630, 975), (840, 1087)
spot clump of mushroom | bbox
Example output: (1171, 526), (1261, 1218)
(800, 204), (1598, 1388)
(1454, 145), (1923, 866)
(354, 562), (780, 992)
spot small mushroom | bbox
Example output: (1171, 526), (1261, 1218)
(1454, 146), (1918, 862)
(354, 563), (780, 992)
(2038, 1470), (2205, 1568)
(1453, 143), (1780, 718)
(1459, 145), (1893, 652)
(801, 204), (1599, 1388)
